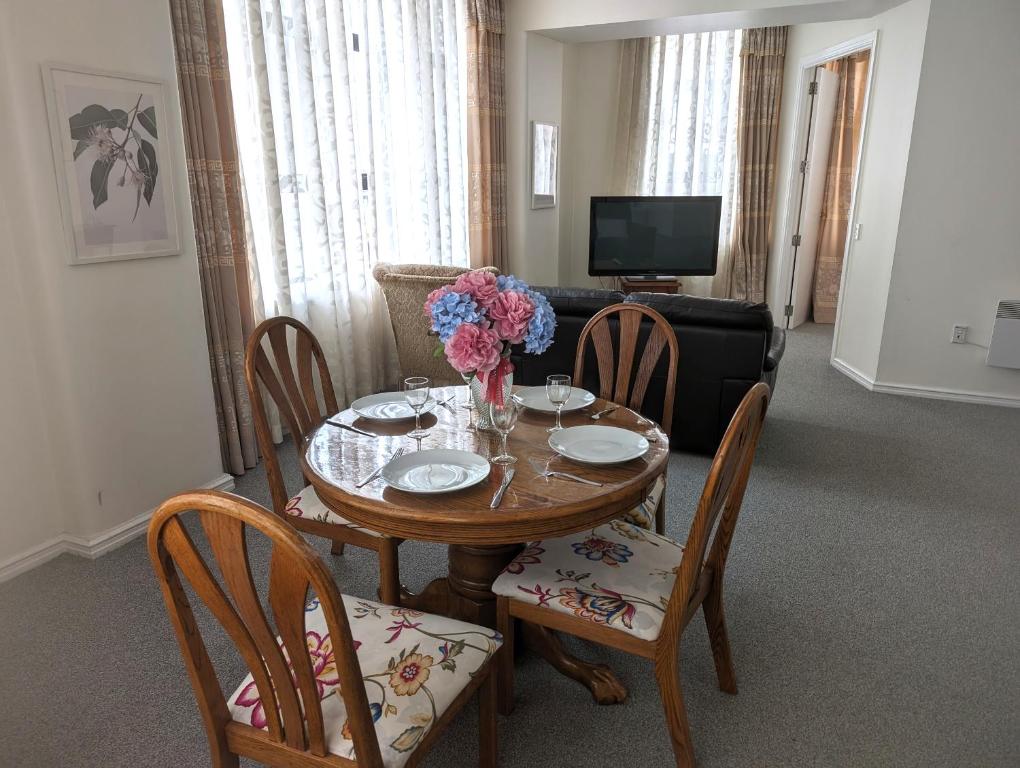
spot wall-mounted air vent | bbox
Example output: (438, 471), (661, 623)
(987, 299), (1020, 369)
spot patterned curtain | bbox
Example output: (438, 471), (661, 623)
(729, 26), (787, 303)
(221, 0), (469, 406)
(170, 0), (257, 475)
(611, 31), (742, 298)
(813, 51), (870, 323)
(466, 0), (508, 271)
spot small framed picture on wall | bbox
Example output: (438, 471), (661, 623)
(43, 63), (181, 265)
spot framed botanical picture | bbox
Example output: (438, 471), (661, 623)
(43, 63), (180, 265)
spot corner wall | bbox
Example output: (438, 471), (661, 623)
(0, 0), (227, 577)
(769, 0), (931, 381)
(874, 0), (1020, 403)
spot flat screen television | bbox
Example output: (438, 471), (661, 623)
(589, 195), (722, 277)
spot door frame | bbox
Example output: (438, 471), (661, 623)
(772, 32), (878, 360)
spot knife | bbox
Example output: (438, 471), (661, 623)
(490, 468), (516, 508)
(547, 470), (603, 487)
(326, 419), (377, 438)
(356, 447), (405, 488)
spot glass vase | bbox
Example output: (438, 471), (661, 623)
(469, 370), (513, 431)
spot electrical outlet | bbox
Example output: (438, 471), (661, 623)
(852, 222), (862, 241)
(952, 324), (968, 344)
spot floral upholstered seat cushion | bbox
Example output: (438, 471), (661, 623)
(492, 520), (685, 642)
(285, 486), (384, 537)
(618, 474), (666, 529)
(228, 595), (502, 768)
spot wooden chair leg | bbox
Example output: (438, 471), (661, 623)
(655, 494), (666, 535)
(330, 540), (345, 555)
(495, 597), (515, 716)
(479, 668), (498, 768)
(702, 582), (738, 694)
(378, 539), (401, 606)
(654, 655), (696, 768)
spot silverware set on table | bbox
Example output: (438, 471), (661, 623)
(589, 404), (659, 442)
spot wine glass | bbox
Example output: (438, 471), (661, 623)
(546, 374), (572, 433)
(404, 376), (431, 439)
(460, 373), (476, 431)
(489, 399), (519, 465)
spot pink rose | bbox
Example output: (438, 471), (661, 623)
(423, 286), (449, 317)
(445, 323), (502, 374)
(488, 291), (534, 344)
(452, 270), (500, 309)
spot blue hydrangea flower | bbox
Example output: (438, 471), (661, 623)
(496, 275), (556, 354)
(430, 290), (484, 342)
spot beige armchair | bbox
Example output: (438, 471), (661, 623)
(373, 263), (499, 386)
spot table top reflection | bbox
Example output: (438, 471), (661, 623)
(301, 385), (669, 545)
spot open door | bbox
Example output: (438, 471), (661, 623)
(786, 67), (838, 329)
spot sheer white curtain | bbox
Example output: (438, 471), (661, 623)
(223, 0), (469, 405)
(614, 30), (742, 297)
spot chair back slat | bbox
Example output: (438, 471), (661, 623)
(574, 303), (680, 436)
(659, 383), (770, 647)
(160, 516), (285, 741)
(630, 324), (668, 412)
(268, 322), (314, 436)
(269, 553), (327, 755)
(199, 509), (308, 750)
(295, 332), (319, 423)
(148, 491), (385, 767)
(584, 318), (617, 398)
(245, 317), (338, 515)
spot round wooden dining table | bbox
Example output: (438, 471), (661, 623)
(301, 385), (669, 703)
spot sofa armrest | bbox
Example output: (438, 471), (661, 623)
(765, 327), (785, 372)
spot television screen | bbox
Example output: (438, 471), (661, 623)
(589, 196), (722, 276)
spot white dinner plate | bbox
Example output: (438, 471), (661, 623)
(351, 392), (437, 422)
(381, 449), (491, 494)
(512, 386), (596, 413)
(548, 425), (649, 465)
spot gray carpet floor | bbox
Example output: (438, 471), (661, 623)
(2, 323), (1018, 767)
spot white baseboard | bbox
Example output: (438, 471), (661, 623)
(0, 473), (235, 584)
(831, 356), (1020, 407)
(830, 356), (876, 389)
(869, 381), (1020, 408)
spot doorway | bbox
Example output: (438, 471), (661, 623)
(777, 34), (877, 333)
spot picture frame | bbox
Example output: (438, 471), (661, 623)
(531, 120), (559, 210)
(43, 62), (180, 265)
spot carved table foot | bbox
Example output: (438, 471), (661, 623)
(399, 578), (451, 615)
(522, 622), (628, 705)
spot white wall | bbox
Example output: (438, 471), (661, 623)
(874, 0), (1020, 401)
(0, 0), (227, 576)
(770, 0), (931, 381)
(558, 40), (623, 289)
(517, 32), (564, 286)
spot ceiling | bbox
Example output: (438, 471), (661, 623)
(535, 0), (908, 43)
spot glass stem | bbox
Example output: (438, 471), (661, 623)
(556, 405), (563, 430)
(500, 432), (508, 457)
(415, 410), (421, 433)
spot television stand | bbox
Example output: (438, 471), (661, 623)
(619, 276), (682, 295)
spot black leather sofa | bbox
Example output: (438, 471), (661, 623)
(510, 287), (785, 455)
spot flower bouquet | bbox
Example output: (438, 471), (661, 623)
(424, 272), (555, 428)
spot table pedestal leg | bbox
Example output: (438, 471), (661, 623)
(522, 622), (629, 705)
(446, 543), (522, 627)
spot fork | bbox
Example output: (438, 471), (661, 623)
(356, 447), (405, 488)
(528, 458), (603, 487)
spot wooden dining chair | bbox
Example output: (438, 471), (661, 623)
(574, 302), (680, 533)
(493, 382), (770, 768)
(149, 490), (501, 768)
(245, 316), (402, 604)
